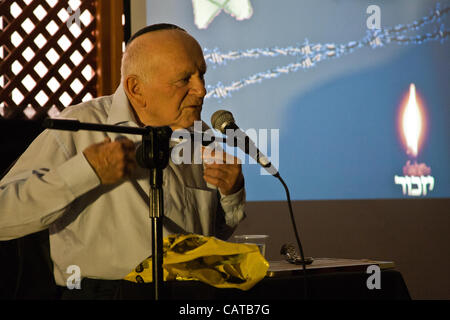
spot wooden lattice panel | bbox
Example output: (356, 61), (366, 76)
(0, 0), (97, 120)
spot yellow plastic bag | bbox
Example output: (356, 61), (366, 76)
(124, 234), (269, 291)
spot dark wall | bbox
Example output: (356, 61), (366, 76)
(0, 118), (44, 178)
(232, 198), (450, 299)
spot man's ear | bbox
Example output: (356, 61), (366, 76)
(123, 75), (145, 110)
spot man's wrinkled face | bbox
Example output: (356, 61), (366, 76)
(128, 30), (207, 130)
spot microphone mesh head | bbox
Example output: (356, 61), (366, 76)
(211, 110), (234, 133)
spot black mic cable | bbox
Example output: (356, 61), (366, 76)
(275, 173), (309, 299)
(211, 110), (312, 299)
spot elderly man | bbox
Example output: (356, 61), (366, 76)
(0, 24), (245, 297)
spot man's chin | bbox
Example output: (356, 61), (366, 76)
(171, 117), (201, 131)
(184, 110), (202, 127)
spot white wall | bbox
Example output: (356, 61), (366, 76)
(130, 0), (147, 34)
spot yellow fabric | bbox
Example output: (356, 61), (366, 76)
(124, 234), (269, 291)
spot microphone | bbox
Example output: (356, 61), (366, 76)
(210, 110), (278, 176)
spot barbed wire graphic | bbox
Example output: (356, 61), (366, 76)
(204, 3), (449, 100)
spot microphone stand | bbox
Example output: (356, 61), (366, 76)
(43, 118), (171, 300)
(135, 126), (172, 300)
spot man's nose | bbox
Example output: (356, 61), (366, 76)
(190, 76), (207, 98)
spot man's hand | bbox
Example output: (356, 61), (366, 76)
(202, 147), (244, 195)
(83, 137), (137, 185)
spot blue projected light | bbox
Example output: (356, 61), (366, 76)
(204, 4), (449, 99)
(146, 0), (450, 201)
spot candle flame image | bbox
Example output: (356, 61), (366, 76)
(395, 83), (434, 196)
(399, 83), (426, 157)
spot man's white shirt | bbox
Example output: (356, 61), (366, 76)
(0, 84), (245, 286)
